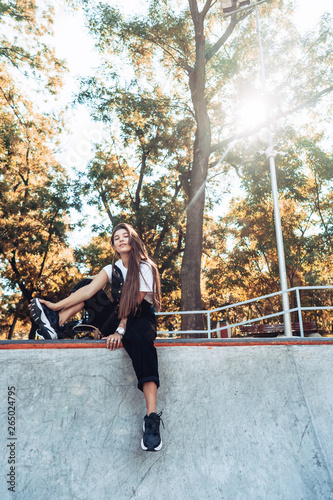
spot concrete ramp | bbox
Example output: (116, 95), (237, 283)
(1, 340), (333, 499)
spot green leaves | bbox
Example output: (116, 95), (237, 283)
(0, 1), (82, 337)
(204, 127), (333, 314)
(76, 0), (333, 323)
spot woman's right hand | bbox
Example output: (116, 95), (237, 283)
(33, 299), (59, 311)
(103, 333), (122, 351)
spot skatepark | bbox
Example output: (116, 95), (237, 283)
(1, 337), (333, 499)
(1, 0), (332, 498)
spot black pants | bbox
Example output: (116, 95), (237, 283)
(75, 283), (159, 392)
(122, 300), (160, 392)
(72, 279), (119, 332)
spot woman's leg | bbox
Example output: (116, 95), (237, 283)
(121, 323), (160, 392)
(58, 302), (84, 326)
(142, 382), (162, 452)
(143, 381), (157, 415)
(120, 313), (162, 451)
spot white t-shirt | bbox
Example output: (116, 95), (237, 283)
(103, 259), (154, 304)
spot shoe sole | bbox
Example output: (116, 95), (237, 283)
(31, 299), (58, 339)
(141, 421), (162, 451)
(141, 438), (162, 451)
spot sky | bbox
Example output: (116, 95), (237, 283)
(48, 0), (333, 242)
(52, 0), (333, 169)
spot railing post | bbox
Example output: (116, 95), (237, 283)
(296, 288), (304, 338)
(156, 286), (333, 338)
(207, 311), (211, 339)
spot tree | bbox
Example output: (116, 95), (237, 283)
(0, 0), (65, 92)
(75, 85), (189, 310)
(204, 128), (333, 330)
(79, 0), (332, 329)
(0, 69), (83, 338)
(0, 1), (80, 338)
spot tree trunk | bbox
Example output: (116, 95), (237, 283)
(7, 309), (19, 340)
(180, 2), (211, 333)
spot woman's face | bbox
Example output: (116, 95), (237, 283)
(113, 228), (132, 255)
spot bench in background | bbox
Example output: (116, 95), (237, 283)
(239, 321), (318, 337)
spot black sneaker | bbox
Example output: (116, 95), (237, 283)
(30, 298), (59, 339)
(141, 412), (163, 451)
(35, 326), (52, 340)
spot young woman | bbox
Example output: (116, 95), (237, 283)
(30, 223), (163, 452)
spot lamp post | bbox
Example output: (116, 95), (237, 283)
(221, 0), (292, 336)
(221, 0), (250, 13)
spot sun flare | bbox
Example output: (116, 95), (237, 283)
(238, 99), (267, 130)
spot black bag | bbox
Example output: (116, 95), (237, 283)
(65, 264), (124, 339)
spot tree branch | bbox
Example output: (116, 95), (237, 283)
(110, 135), (135, 205)
(9, 252), (33, 302)
(159, 227), (184, 274)
(210, 85), (333, 155)
(205, 18), (237, 62)
(135, 148), (150, 211)
(38, 210), (59, 279)
(188, 0), (199, 25)
(154, 181), (183, 253)
(144, 33), (194, 72)
(205, 11), (251, 62)
(200, 0), (213, 19)
(313, 172), (329, 235)
(99, 187), (115, 225)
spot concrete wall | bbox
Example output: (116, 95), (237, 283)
(1, 344), (333, 499)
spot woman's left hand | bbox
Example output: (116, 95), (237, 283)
(103, 333), (122, 351)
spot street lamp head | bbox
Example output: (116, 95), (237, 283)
(221, 0), (250, 14)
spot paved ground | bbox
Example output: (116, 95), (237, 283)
(1, 341), (333, 499)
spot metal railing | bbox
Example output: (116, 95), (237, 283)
(156, 286), (333, 338)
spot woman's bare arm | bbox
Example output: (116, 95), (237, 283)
(38, 270), (110, 312)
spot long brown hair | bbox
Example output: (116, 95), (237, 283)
(111, 223), (161, 318)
